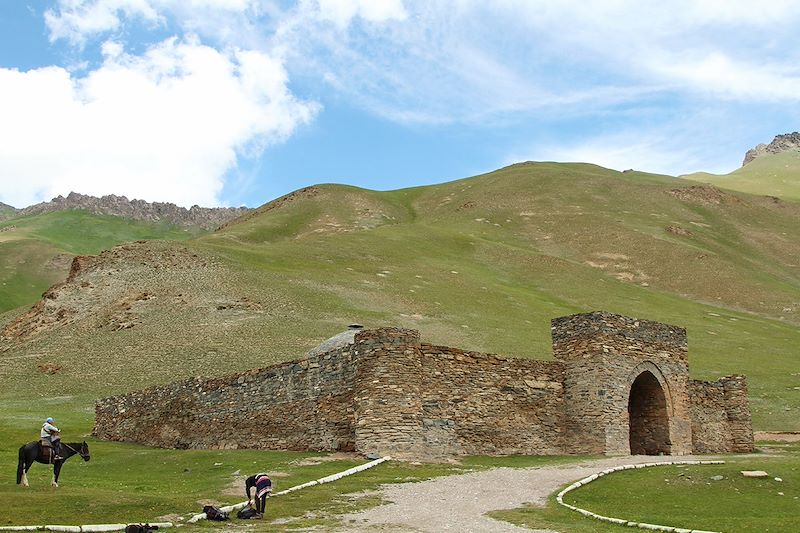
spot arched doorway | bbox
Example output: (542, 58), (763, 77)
(628, 371), (671, 455)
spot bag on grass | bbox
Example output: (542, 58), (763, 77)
(237, 506), (258, 519)
(203, 505), (230, 521)
(125, 524), (159, 533)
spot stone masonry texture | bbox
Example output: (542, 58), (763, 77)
(94, 312), (754, 458)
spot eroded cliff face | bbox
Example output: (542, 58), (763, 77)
(743, 132), (800, 166)
(15, 191), (251, 229)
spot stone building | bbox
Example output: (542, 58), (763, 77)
(93, 311), (754, 459)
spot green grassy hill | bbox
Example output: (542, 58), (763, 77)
(2, 162), (799, 432)
(683, 150), (800, 201)
(0, 202), (16, 220)
(0, 210), (201, 313)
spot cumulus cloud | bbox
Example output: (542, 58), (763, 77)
(0, 37), (318, 208)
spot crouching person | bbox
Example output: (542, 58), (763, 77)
(245, 473), (272, 518)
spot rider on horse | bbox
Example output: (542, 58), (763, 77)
(40, 417), (63, 460)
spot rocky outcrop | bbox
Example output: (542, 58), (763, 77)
(743, 132), (800, 166)
(15, 192), (251, 230)
(668, 184), (741, 205)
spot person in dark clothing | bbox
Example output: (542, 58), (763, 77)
(245, 473), (272, 518)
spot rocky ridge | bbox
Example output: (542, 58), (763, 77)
(14, 192), (251, 230)
(743, 132), (800, 166)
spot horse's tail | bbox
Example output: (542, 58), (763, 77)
(16, 445), (25, 485)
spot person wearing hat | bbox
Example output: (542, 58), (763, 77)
(245, 472), (272, 518)
(41, 417), (63, 460)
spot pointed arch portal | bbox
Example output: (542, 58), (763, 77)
(628, 371), (671, 455)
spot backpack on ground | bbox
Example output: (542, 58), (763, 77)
(237, 506), (258, 519)
(203, 505), (229, 521)
(125, 524), (159, 533)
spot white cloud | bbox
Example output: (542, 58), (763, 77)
(45, 0), (262, 44)
(650, 52), (800, 102)
(43, 1), (800, 121)
(45, 0), (161, 44)
(0, 37), (318, 208)
(508, 125), (738, 178)
(21, 0), (800, 206)
(316, 0), (407, 27)
(528, 138), (697, 176)
(268, 1), (800, 124)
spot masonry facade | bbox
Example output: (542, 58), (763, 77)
(93, 312), (754, 458)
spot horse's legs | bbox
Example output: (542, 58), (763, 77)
(21, 457), (31, 487)
(52, 462), (62, 487)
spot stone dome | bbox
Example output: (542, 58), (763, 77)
(305, 324), (363, 357)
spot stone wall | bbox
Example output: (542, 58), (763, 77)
(94, 344), (359, 451)
(417, 345), (564, 457)
(94, 312), (754, 458)
(689, 375), (754, 453)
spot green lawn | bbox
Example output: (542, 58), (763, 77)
(494, 443), (800, 533)
(2, 397), (586, 530)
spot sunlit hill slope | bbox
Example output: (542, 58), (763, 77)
(2, 162), (799, 430)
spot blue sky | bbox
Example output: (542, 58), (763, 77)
(2, 1), (800, 208)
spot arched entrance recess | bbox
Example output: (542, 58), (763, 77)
(628, 370), (671, 455)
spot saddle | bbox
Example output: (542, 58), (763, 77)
(39, 440), (61, 463)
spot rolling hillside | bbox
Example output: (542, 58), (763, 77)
(0, 210), (201, 313)
(684, 147), (800, 201)
(2, 162), (799, 431)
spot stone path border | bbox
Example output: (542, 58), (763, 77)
(1, 457), (391, 532)
(556, 460), (725, 533)
(0, 524), (173, 533)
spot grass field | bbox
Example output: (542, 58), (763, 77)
(2, 162), (800, 530)
(493, 443), (800, 533)
(683, 150), (800, 201)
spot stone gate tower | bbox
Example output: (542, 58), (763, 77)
(553, 312), (693, 455)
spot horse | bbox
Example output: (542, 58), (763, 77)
(17, 440), (90, 487)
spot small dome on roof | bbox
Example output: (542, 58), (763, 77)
(306, 324), (363, 357)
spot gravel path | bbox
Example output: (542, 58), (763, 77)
(337, 455), (692, 532)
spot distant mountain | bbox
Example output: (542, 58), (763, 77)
(16, 192), (251, 230)
(743, 132), (800, 166)
(0, 201), (18, 220)
(682, 133), (800, 201)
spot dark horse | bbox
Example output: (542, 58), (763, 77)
(17, 441), (90, 487)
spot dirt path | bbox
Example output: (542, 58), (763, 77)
(336, 455), (693, 532)
(754, 431), (800, 442)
